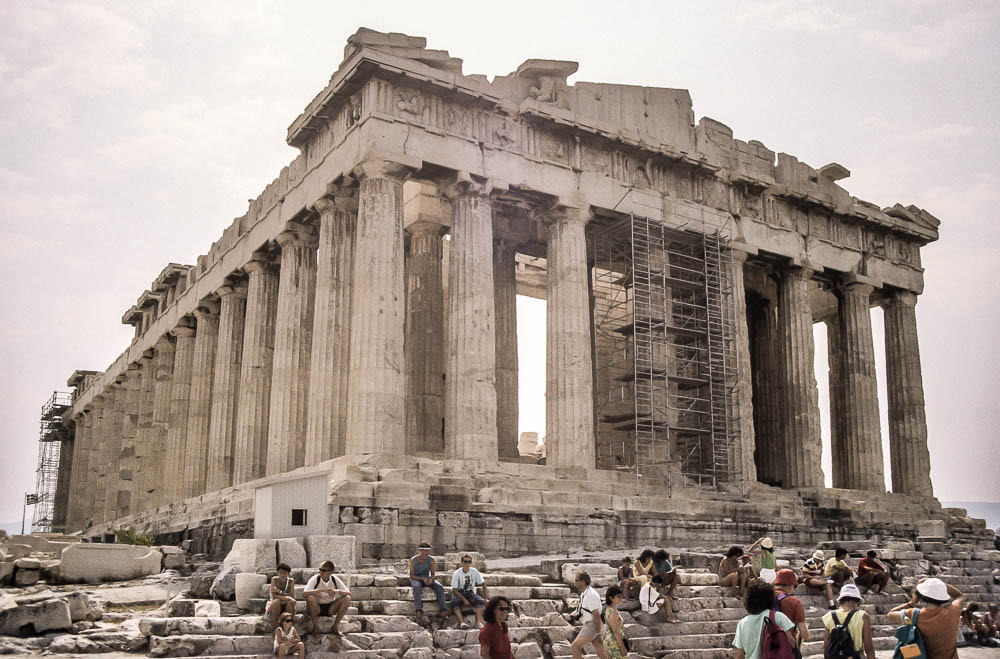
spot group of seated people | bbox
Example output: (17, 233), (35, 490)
(615, 549), (680, 623)
(960, 602), (1000, 647)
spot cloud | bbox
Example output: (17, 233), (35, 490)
(858, 8), (990, 62)
(735, 1), (854, 32)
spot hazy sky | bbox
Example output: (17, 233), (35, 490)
(1, 1), (998, 527)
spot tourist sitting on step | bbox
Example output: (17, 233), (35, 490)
(410, 542), (448, 623)
(888, 577), (965, 659)
(479, 596), (512, 659)
(633, 549), (655, 588)
(274, 612), (305, 659)
(303, 560), (351, 637)
(718, 545), (750, 599)
(747, 536), (777, 583)
(732, 580), (795, 659)
(652, 549), (679, 597)
(617, 556), (641, 599)
(266, 562), (297, 629)
(449, 554), (488, 629)
(983, 604), (1000, 641)
(821, 583), (875, 659)
(855, 550), (890, 595)
(824, 547), (854, 589)
(800, 550), (837, 609)
(774, 569), (810, 651)
(570, 571), (609, 659)
(639, 574), (678, 623)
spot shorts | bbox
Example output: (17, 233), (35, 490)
(450, 591), (485, 609)
(316, 598), (344, 616)
(575, 620), (600, 642)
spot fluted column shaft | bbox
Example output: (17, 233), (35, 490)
(307, 195), (357, 464)
(165, 324), (196, 503)
(66, 411), (90, 529)
(546, 208), (596, 468)
(184, 305), (219, 497)
(882, 291), (933, 496)
(266, 226), (318, 475)
(132, 352), (156, 513)
(206, 284), (247, 490)
(776, 267), (823, 488)
(445, 189), (498, 460)
(826, 318), (847, 487)
(102, 379), (127, 522)
(234, 259), (279, 483)
(494, 240), (519, 461)
(89, 396), (109, 523)
(118, 364), (143, 518)
(149, 336), (175, 508)
(346, 164), (408, 455)
(731, 251), (757, 484)
(405, 221), (445, 455)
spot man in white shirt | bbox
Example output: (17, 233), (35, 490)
(639, 575), (678, 623)
(303, 560), (351, 636)
(449, 554), (489, 629)
(570, 572), (608, 659)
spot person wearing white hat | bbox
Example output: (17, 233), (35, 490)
(747, 537), (777, 584)
(821, 583), (875, 659)
(889, 577), (965, 659)
(801, 550), (836, 609)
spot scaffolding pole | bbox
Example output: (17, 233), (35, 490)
(32, 391), (71, 533)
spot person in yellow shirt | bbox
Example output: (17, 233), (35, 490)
(824, 547), (854, 589)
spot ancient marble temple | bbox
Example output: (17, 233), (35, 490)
(52, 29), (940, 542)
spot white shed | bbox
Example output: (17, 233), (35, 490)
(254, 473), (329, 539)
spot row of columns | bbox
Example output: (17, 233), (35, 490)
(65, 164), (599, 530)
(743, 261), (932, 496)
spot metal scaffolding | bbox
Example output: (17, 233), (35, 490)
(32, 391), (71, 533)
(590, 200), (742, 494)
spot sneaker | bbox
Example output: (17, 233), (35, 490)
(460, 623), (471, 630)
(828, 601), (837, 609)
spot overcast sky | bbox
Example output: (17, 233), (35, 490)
(1, 1), (997, 528)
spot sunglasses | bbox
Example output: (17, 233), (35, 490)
(462, 560), (472, 564)
(498, 606), (510, 611)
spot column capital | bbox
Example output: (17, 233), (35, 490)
(216, 280), (248, 299)
(243, 255), (278, 276)
(276, 221), (318, 248)
(141, 348), (155, 362)
(352, 156), (419, 182)
(170, 317), (196, 338)
(193, 299), (221, 319)
(782, 264), (814, 282)
(438, 173), (501, 201)
(407, 219), (448, 238)
(314, 179), (359, 216)
(539, 203), (591, 227)
(153, 334), (174, 350)
(882, 289), (918, 308)
(841, 281), (874, 297)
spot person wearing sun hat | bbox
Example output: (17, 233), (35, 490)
(774, 568), (809, 651)
(748, 536), (777, 583)
(801, 549), (836, 609)
(889, 577), (965, 659)
(822, 583), (875, 659)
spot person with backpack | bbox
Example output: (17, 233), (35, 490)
(774, 569), (809, 654)
(888, 577), (965, 659)
(732, 580), (795, 659)
(822, 584), (875, 659)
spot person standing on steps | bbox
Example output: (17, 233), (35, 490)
(570, 572), (608, 659)
(888, 577), (965, 659)
(479, 596), (513, 659)
(303, 560), (351, 637)
(410, 542), (448, 623)
(450, 554), (488, 629)
(774, 568), (810, 653)
(732, 580), (795, 659)
(602, 586), (628, 659)
(821, 583), (875, 659)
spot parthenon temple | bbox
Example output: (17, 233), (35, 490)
(42, 29), (951, 554)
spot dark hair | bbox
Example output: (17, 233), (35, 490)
(462, 555), (472, 562)
(623, 556), (632, 562)
(866, 550), (877, 559)
(726, 546), (744, 558)
(966, 603), (980, 613)
(279, 612), (294, 623)
(638, 549), (654, 562)
(654, 549), (669, 563)
(483, 596), (511, 623)
(841, 596), (861, 605)
(918, 592), (950, 606)
(320, 560), (335, 571)
(277, 562), (291, 573)
(419, 542), (432, 549)
(744, 579), (776, 614)
(605, 586), (622, 605)
(576, 572), (591, 586)
(835, 547), (847, 558)
(651, 575), (664, 585)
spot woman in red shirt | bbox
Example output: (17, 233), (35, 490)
(479, 596), (513, 659)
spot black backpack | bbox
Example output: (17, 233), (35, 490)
(825, 610), (861, 659)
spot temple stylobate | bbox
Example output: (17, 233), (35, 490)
(49, 29), (943, 552)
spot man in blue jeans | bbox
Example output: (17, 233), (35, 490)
(409, 542), (447, 622)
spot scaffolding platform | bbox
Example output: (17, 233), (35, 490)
(32, 391), (71, 533)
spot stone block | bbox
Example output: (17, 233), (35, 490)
(40, 559), (61, 582)
(0, 598), (72, 635)
(8, 534), (77, 554)
(210, 566), (239, 601)
(167, 599), (197, 617)
(47, 634), (101, 654)
(14, 568), (39, 586)
(187, 572), (214, 598)
(223, 538), (277, 573)
(62, 592), (103, 622)
(560, 562), (617, 587)
(305, 535), (356, 569)
(276, 537), (307, 568)
(14, 557), (41, 570)
(883, 540), (915, 551)
(235, 573), (268, 609)
(194, 600), (221, 617)
(163, 554), (185, 570)
(917, 520), (946, 539)
(59, 544), (162, 583)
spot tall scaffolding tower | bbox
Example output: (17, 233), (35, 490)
(33, 391), (71, 533)
(590, 198), (743, 495)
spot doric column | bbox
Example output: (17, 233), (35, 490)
(882, 291), (933, 496)
(836, 281), (885, 491)
(775, 266), (823, 488)
(306, 191), (357, 464)
(749, 297), (781, 484)
(731, 250), (757, 485)
(87, 395), (109, 524)
(115, 362), (142, 518)
(149, 335), (175, 508)
(494, 239), (519, 461)
(164, 321), (196, 504)
(132, 350), (156, 514)
(826, 317), (847, 488)
(65, 411), (88, 529)
(405, 220), (446, 455)
(266, 223), (318, 475)
(102, 377), (127, 522)
(184, 302), (220, 497)
(443, 182), (498, 461)
(206, 281), (247, 491)
(234, 256), (279, 484)
(345, 161), (410, 455)
(545, 206), (596, 469)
